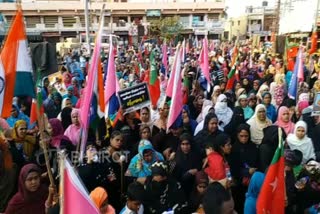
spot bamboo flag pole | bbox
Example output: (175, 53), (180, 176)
(35, 72), (55, 187)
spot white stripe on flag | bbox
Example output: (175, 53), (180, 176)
(0, 59), (5, 115)
(16, 40), (33, 73)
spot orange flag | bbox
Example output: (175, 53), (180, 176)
(309, 31), (318, 55)
(0, 8), (26, 118)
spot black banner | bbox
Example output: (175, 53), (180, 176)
(118, 83), (150, 114)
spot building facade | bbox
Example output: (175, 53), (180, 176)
(0, 0), (225, 44)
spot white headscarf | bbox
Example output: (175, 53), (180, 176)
(286, 121), (315, 164)
(196, 99), (213, 123)
(214, 94), (233, 130)
(246, 104), (272, 145)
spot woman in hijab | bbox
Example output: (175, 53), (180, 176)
(90, 187), (116, 214)
(171, 133), (202, 195)
(259, 125), (287, 172)
(194, 113), (222, 157)
(60, 107), (73, 131)
(211, 85), (221, 105)
(274, 106), (295, 135)
(127, 140), (164, 179)
(248, 79), (260, 95)
(182, 105), (198, 135)
(246, 104), (272, 145)
(43, 92), (62, 119)
(244, 172), (265, 214)
(62, 71), (72, 89)
(47, 118), (72, 149)
(7, 104), (31, 128)
(194, 104), (214, 136)
(224, 106), (245, 142)
(196, 99), (213, 123)
(5, 164), (49, 214)
(57, 97), (72, 121)
(261, 92), (277, 123)
(286, 121), (316, 164)
(235, 88), (247, 101)
(229, 124), (259, 213)
(12, 120), (36, 161)
(214, 94), (233, 131)
(256, 84), (269, 104)
(64, 108), (81, 145)
(237, 94), (254, 120)
(71, 77), (81, 98)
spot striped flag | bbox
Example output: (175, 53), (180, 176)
(288, 48), (304, 100)
(104, 35), (120, 123)
(30, 71), (44, 124)
(60, 156), (99, 214)
(0, 8), (35, 118)
(198, 37), (211, 92)
(167, 45), (183, 132)
(79, 14), (105, 161)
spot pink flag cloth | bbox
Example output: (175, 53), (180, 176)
(104, 35), (120, 118)
(209, 40), (215, 52)
(167, 46), (183, 132)
(61, 157), (100, 214)
(165, 47), (179, 98)
(198, 37), (211, 91)
(79, 15), (104, 161)
(297, 49), (304, 83)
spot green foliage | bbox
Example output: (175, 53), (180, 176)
(149, 16), (183, 41)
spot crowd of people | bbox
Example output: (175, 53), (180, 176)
(1, 38), (320, 214)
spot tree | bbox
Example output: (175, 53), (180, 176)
(149, 16), (183, 41)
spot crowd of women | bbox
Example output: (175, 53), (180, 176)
(1, 39), (320, 214)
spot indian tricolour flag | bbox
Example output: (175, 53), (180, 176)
(0, 8), (35, 118)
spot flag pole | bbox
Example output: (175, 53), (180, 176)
(35, 73), (55, 188)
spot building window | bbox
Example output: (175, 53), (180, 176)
(44, 16), (58, 28)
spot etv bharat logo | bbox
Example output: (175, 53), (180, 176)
(35, 149), (131, 165)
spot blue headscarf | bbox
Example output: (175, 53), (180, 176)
(182, 105), (198, 134)
(127, 140), (164, 178)
(261, 92), (277, 123)
(244, 172), (265, 214)
(6, 104), (31, 128)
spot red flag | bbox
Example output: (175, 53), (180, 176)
(145, 50), (160, 107)
(30, 98), (44, 124)
(256, 128), (285, 214)
(226, 46), (238, 90)
(309, 31), (318, 55)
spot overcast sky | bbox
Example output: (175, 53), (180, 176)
(225, 0), (277, 17)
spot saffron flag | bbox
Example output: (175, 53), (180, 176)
(147, 49), (160, 107)
(256, 128), (285, 214)
(167, 45), (183, 132)
(79, 14), (104, 161)
(0, 8), (35, 118)
(104, 35), (120, 121)
(288, 48), (304, 100)
(198, 37), (211, 92)
(60, 156), (99, 214)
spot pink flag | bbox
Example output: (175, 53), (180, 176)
(61, 157), (100, 214)
(180, 39), (186, 63)
(198, 37), (211, 91)
(165, 46), (179, 98)
(162, 41), (168, 75)
(167, 46), (183, 132)
(104, 35), (120, 119)
(297, 49), (304, 82)
(209, 40), (215, 52)
(79, 15), (104, 161)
